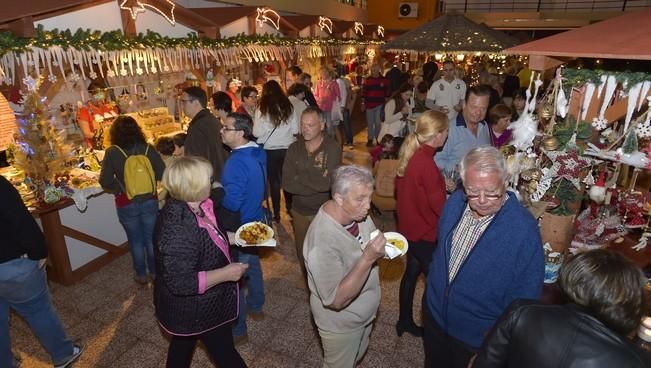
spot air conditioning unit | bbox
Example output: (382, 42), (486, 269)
(398, 2), (418, 18)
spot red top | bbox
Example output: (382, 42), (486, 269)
(395, 144), (446, 243)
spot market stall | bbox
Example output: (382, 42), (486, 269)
(501, 7), (651, 281)
(0, 1), (383, 284)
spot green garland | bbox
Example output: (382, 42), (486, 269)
(562, 68), (651, 91)
(0, 25), (384, 56)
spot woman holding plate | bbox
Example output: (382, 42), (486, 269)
(395, 110), (449, 337)
(154, 156), (248, 368)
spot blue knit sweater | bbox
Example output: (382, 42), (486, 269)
(221, 143), (267, 224)
(425, 190), (544, 349)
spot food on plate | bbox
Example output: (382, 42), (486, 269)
(388, 238), (405, 252)
(239, 222), (271, 244)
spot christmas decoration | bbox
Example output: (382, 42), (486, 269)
(0, 26), (383, 84)
(10, 77), (74, 202)
(544, 149), (591, 189)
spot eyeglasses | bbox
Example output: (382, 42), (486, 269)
(464, 189), (504, 201)
(222, 127), (242, 132)
(247, 95), (258, 99)
(180, 98), (194, 104)
(443, 68), (455, 72)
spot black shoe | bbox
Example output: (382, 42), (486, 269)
(366, 139), (374, 147)
(396, 321), (423, 337)
(273, 216), (281, 223)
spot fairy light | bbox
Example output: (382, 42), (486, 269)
(120, 0), (146, 20)
(354, 22), (364, 36)
(256, 7), (281, 30)
(377, 25), (384, 38)
(119, 0), (176, 25)
(318, 16), (333, 34)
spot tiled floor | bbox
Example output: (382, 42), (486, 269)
(10, 130), (427, 367)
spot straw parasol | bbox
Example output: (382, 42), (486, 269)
(382, 14), (518, 54)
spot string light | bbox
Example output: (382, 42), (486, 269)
(140, 0), (176, 25)
(119, 0), (176, 25)
(377, 25), (384, 38)
(354, 22), (364, 36)
(318, 16), (333, 34)
(119, 0), (146, 20)
(256, 7), (281, 31)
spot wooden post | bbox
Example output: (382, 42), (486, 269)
(119, 0), (138, 36)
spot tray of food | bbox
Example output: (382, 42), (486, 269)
(235, 221), (276, 247)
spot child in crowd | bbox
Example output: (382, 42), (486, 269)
(172, 132), (186, 157)
(155, 136), (175, 165)
(512, 88), (527, 120)
(370, 134), (396, 166)
(488, 104), (513, 148)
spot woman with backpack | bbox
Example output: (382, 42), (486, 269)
(394, 110), (448, 337)
(99, 115), (166, 284)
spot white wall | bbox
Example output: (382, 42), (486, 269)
(221, 17), (249, 37)
(36, 0), (197, 38)
(36, 1), (123, 32)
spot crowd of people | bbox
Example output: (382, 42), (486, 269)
(2, 58), (650, 368)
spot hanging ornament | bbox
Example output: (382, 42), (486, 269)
(88, 71), (97, 80)
(583, 168), (595, 186)
(106, 69), (116, 78)
(635, 120), (651, 139)
(591, 117), (608, 130)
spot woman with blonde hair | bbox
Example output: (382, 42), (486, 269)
(395, 110), (449, 337)
(154, 156), (248, 367)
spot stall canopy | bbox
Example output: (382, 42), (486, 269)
(381, 14), (518, 54)
(505, 7), (651, 60)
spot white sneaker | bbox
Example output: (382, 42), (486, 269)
(54, 344), (83, 368)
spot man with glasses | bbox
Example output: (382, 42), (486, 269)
(236, 86), (258, 118)
(181, 86), (229, 182)
(220, 112), (267, 345)
(426, 60), (466, 124)
(423, 146), (544, 368)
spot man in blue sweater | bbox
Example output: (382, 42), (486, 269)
(220, 112), (267, 345)
(424, 146), (544, 368)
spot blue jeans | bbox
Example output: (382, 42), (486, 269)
(0, 258), (73, 367)
(116, 198), (158, 278)
(366, 105), (383, 142)
(232, 251), (264, 337)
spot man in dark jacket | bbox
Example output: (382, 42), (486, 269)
(282, 107), (341, 282)
(473, 249), (650, 368)
(181, 86), (229, 181)
(0, 176), (83, 368)
(220, 112), (267, 345)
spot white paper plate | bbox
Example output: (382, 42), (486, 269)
(235, 222), (276, 247)
(384, 232), (408, 258)
(364, 230), (408, 259)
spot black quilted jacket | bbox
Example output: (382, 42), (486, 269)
(153, 198), (238, 335)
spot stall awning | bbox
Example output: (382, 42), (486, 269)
(504, 7), (651, 60)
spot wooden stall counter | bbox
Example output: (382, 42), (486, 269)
(34, 192), (128, 285)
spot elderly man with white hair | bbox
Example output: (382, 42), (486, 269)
(423, 146), (544, 368)
(303, 164), (387, 368)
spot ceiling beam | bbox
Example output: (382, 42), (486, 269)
(0, 0), (107, 24)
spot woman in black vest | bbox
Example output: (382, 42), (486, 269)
(154, 156), (248, 367)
